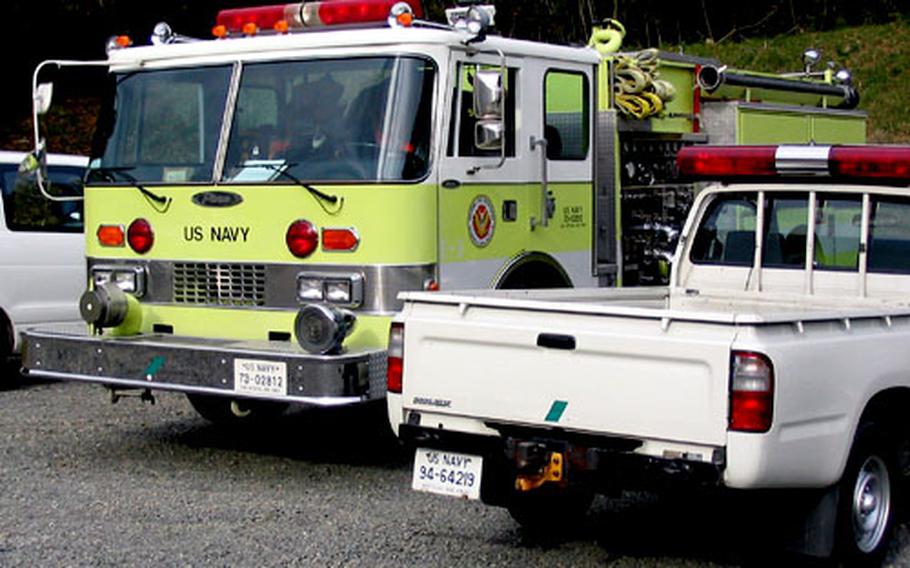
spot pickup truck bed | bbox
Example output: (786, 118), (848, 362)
(394, 287), (910, 476)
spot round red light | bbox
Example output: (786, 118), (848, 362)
(286, 220), (319, 258)
(127, 218), (154, 254)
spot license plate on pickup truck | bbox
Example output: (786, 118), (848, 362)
(233, 358), (287, 396)
(411, 448), (483, 500)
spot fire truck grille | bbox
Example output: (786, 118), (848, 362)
(173, 263), (267, 307)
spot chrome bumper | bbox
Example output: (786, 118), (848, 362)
(22, 327), (387, 406)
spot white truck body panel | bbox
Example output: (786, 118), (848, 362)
(401, 295), (736, 446)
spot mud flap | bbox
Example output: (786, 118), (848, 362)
(782, 485), (838, 558)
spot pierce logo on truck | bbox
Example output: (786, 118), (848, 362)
(468, 195), (495, 247)
(192, 191), (244, 208)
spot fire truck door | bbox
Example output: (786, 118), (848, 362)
(537, 67), (594, 231)
(436, 54), (531, 290)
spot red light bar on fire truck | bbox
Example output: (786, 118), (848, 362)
(677, 145), (910, 182)
(215, 0), (424, 35)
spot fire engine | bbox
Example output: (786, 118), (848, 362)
(20, 0), (866, 423)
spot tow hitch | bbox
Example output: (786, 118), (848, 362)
(514, 441), (566, 491)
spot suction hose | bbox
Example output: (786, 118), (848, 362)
(697, 65), (860, 109)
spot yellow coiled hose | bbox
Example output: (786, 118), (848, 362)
(589, 22), (676, 119)
(613, 49), (676, 119)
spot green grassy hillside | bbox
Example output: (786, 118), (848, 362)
(672, 20), (909, 142)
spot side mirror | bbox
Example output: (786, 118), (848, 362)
(472, 69), (502, 120)
(474, 120), (503, 151)
(18, 141), (81, 202)
(473, 69), (504, 151)
(34, 82), (54, 115)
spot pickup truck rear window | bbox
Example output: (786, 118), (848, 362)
(763, 194), (809, 268)
(814, 196), (861, 271)
(692, 192), (866, 271)
(869, 197), (910, 274)
(690, 193), (756, 265)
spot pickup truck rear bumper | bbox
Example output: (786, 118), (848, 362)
(399, 422), (724, 505)
(22, 327), (387, 406)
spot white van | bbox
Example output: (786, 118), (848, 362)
(0, 151), (87, 369)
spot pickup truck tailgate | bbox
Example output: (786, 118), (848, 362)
(401, 301), (737, 446)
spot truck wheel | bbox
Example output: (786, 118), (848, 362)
(186, 394), (288, 425)
(506, 489), (593, 535)
(835, 423), (898, 565)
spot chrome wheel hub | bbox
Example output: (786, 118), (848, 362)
(852, 455), (891, 553)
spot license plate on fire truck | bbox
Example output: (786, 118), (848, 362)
(412, 448), (483, 500)
(233, 358), (287, 396)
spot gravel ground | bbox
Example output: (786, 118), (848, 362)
(0, 372), (908, 567)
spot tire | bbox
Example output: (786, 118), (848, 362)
(186, 394), (288, 426)
(506, 488), (593, 535)
(0, 313), (18, 387)
(835, 423), (898, 566)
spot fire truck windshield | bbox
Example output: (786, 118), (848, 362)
(222, 56), (434, 184)
(90, 65), (233, 184)
(88, 56), (434, 186)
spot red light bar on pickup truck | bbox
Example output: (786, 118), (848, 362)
(677, 145), (910, 183)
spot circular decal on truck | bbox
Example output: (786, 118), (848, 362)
(468, 195), (495, 247)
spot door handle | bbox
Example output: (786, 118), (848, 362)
(536, 333), (576, 350)
(529, 135), (552, 230)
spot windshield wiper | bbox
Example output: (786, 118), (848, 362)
(230, 162), (339, 207)
(271, 164), (339, 206)
(87, 166), (171, 208)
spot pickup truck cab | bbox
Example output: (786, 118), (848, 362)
(387, 145), (910, 563)
(0, 151), (87, 373)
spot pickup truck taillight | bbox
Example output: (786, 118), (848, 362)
(729, 351), (774, 433)
(387, 322), (404, 394)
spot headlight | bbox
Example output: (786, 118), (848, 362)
(297, 277), (325, 302)
(324, 279), (352, 304)
(92, 269), (114, 287)
(294, 304), (356, 354)
(296, 273), (363, 307)
(90, 265), (146, 298)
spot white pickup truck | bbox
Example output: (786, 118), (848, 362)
(387, 144), (910, 563)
